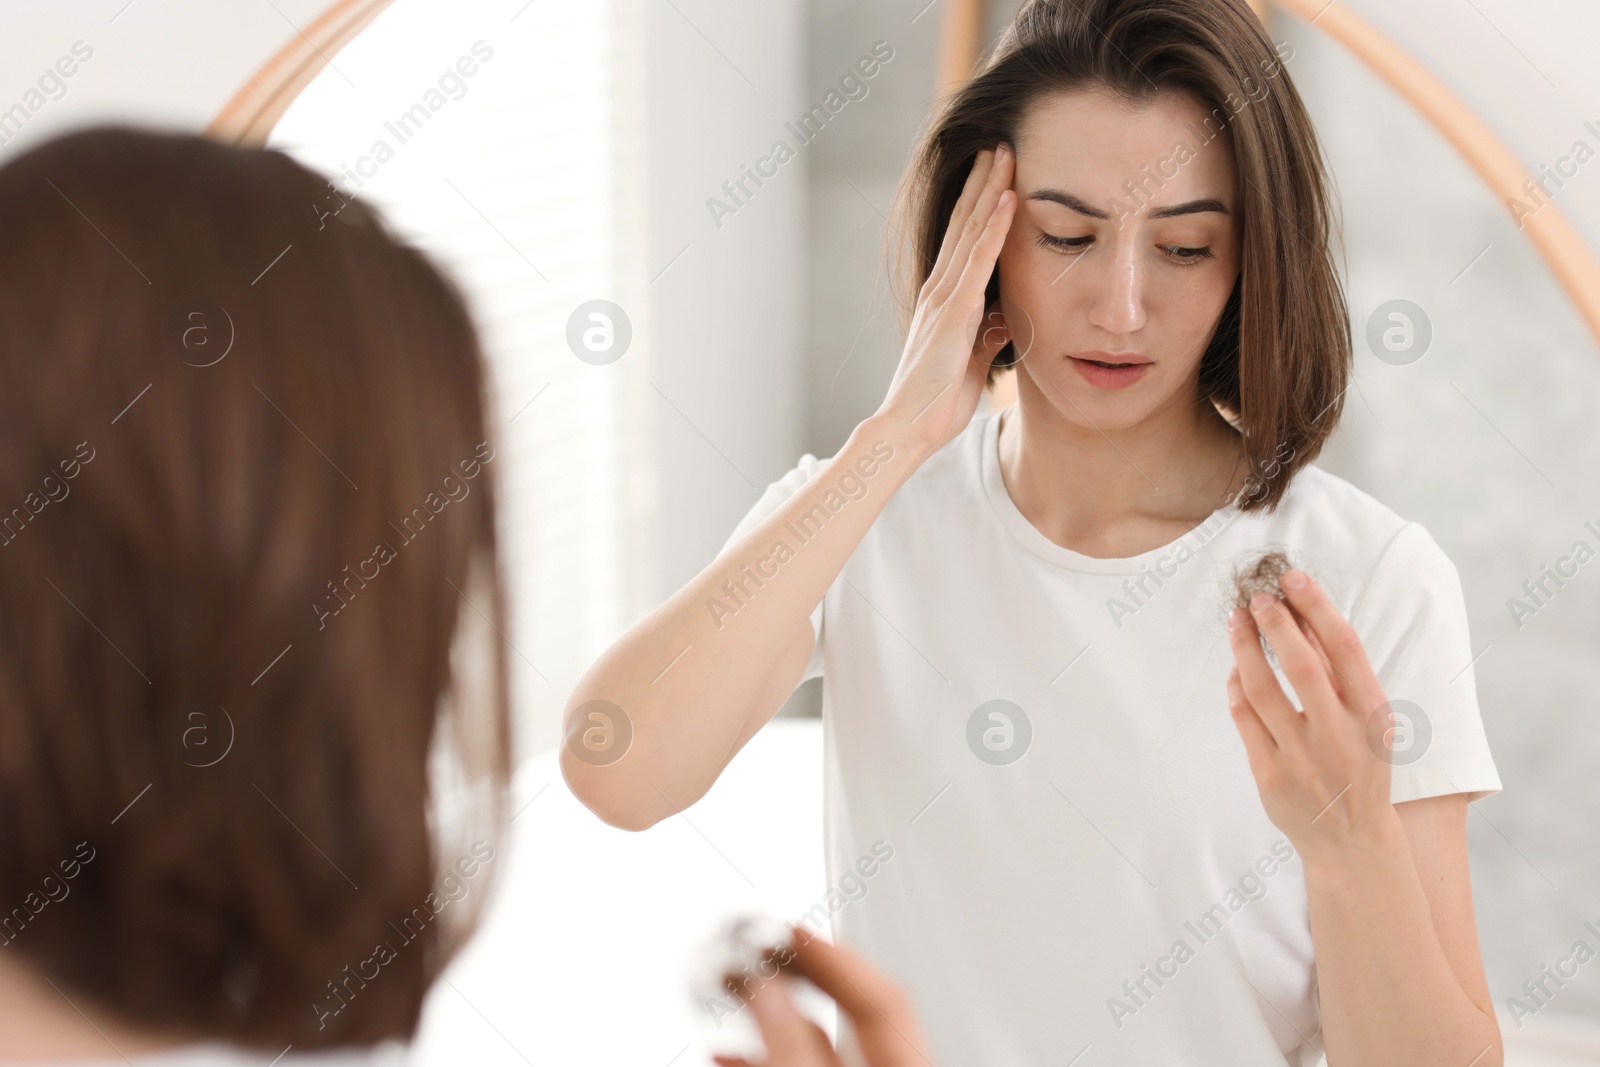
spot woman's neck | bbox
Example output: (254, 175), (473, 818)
(0, 955), (188, 1061)
(996, 369), (1247, 559)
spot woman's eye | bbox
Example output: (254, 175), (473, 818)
(1035, 233), (1216, 266)
(1164, 244), (1216, 265)
(1035, 232), (1090, 253)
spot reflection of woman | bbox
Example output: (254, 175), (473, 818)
(567, 0), (1504, 1063)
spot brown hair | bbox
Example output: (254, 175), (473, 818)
(1231, 548), (1294, 611)
(893, 0), (1350, 512)
(0, 128), (510, 1047)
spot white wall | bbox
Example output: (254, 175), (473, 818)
(0, 0), (326, 159)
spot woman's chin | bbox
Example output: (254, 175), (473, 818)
(1022, 371), (1162, 432)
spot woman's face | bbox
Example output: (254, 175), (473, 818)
(996, 85), (1242, 431)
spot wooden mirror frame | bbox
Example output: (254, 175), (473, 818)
(206, 0), (398, 146)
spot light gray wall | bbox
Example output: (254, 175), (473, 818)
(800, 0), (949, 457)
(799, 0), (1026, 458)
(1275, 6), (1600, 1027)
(648, 0), (808, 599)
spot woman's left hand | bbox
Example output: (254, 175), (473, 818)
(1225, 568), (1402, 864)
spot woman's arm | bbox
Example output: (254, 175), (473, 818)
(561, 146), (1019, 831)
(1225, 571), (1502, 1066)
(1302, 794), (1500, 1067)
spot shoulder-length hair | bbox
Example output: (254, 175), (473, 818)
(894, 0), (1349, 512)
(0, 128), (509, 1048)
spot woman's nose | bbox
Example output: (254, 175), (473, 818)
(1087, 240), (1147, 335)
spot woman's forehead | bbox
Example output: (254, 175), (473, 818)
(1014, 87), (1238, 211)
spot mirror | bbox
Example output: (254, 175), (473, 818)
(265, 0), (1600, 1062)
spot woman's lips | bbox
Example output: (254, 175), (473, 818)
(1068, 355), (1151, 390)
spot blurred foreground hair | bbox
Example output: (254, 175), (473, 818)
(0, 127), (510, 1048)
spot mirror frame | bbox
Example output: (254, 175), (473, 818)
(206, 0), (398, 145)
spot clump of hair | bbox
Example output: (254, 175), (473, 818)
(722, 943), (800, 999)
(694, 913), (803, 1012)
(1233, 549), (1293, 612)
(1226, 549), (1298, 667)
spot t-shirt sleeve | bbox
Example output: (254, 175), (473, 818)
(1349, 521), (1502, 805)
(716, 452), (827, 682)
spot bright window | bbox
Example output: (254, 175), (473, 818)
(272, 0), (654, 762)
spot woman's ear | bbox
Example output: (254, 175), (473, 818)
(984, 270), (1017, 371)
(980, 306), (1010, 351)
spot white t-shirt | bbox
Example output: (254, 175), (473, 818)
(722, 409), (1502, 1066)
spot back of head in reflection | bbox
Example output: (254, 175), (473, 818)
(0, 127), (511, 1058)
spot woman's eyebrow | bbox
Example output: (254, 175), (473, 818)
(1026, 189), (1231, 219)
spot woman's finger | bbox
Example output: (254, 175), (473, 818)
(784, 929), (931, 1067)
(942, 145), (1014, 301)
(924, 147), (996, 294)
(1247, 591), (1342, 730)
(1227, 605), (1306, 753)
(1276, 569), (1386, 715)
(1295, 609), (1339, 693)
(740, 972), (840, 1066)
(950, 188), (1015, 316)
(1226, 665), (1280, 773)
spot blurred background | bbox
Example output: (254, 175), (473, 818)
(5, 0), (1600, 1062)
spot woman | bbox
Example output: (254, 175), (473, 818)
(564, 1), (1505, 1064)
(0, 127), (923, 1067)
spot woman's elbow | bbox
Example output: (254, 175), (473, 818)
(559, 748), (663, 832)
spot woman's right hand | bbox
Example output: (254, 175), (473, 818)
(877, 144), (1017, 460)
(712, 927), (935, 1067)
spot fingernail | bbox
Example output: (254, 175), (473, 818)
(1281, 569), (1307, 590)
(1227, 607), (1247, 631)
(1250, 592), (1273, 612)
